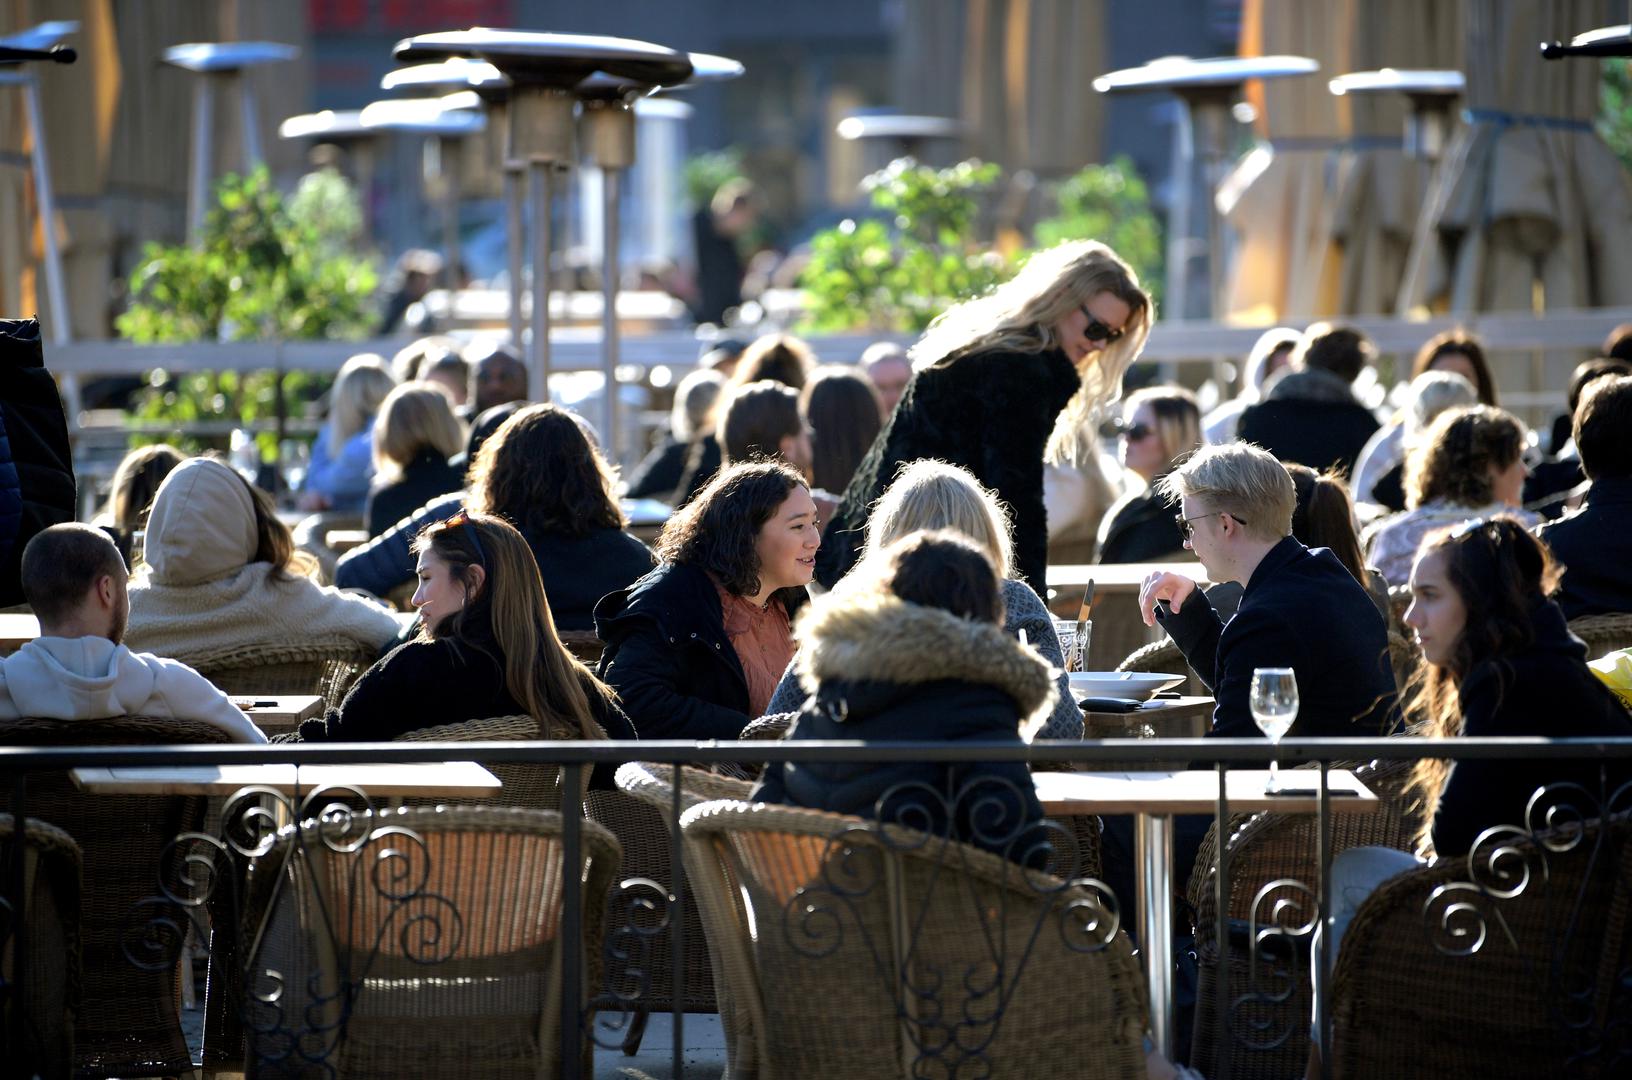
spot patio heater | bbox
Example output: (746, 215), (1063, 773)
(392, 31), (697, 406)
(1328, 70), (1466, 163)
(1094, 56), (1318, 321)
(277, 110), (377, 244)
(0, 21), (77, 348)
(162, 41), (299, 246)
(835, 110), (960, 174)
(576, 51), (742, 456)
(1541, 23), (1632, 58)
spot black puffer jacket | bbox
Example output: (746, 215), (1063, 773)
(815, 346), (1081, 590)
(0, 318), (73, 606)
(752, 589), (1054, 866)
(595, 562), (809, 740)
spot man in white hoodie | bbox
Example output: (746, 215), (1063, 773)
(0, 523), (266, 742)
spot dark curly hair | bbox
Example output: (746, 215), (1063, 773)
(1405, 516), (1561, 848)
(656, 460), (808, 603)
(468, 403), (624, 539)
(1403, 405), (1524, 510)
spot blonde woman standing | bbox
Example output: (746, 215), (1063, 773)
(815, 239), (1153, 590)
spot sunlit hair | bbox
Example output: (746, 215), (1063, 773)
(1242, 327), (1300, 395)
(1403, 405), (1524, 510)
(372, 382), (467, 481)
(1404, 517), (1561, 851)
(1285, 464), (1367, 584)
(1154, 442), (1295, 542)
(908, 240), (1151, 468)
(1411, 329), (1497, 406)
(1291, 322), (1374, 383)
(671, 368), (724, 442)
(242, 473), (319, 584)
(1123, 386), (1201, 474)
(468, 403), (624, 539)
(717, 380), (802, 466)
(1402, 370), (1480, 444)
(728, 333), (817, 393)
(413, 510), (613, 739)
(865, 460), (1013, 580)
(107, 444), (185, 534)
(389, 335), (460, 383)
(656, 460), (808, 604)
(800, 366), (882, 493)
(327, 353), (397, 447)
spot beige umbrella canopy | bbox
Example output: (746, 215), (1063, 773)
(1399, 0), (1632, 314)
(1326, 0), (1463, 315)
(1219, 0), (1349, 323)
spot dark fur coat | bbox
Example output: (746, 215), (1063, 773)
(814, 345), (1081, 590)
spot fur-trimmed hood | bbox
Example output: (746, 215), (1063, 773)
(795, 589), (1059, 728)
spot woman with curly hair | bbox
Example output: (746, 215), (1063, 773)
(335, 403), (654, 631)
(816, 239), (1153, 590)
(594, 461), (817, 739)
(1363, 405), (1539, 586)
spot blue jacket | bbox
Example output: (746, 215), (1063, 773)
(304, 424), (375, 513)
(1157, 537), (1398, 739)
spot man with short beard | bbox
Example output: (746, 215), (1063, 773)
(0, 523), (264, 741)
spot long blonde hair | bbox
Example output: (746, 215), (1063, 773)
(906, 240), (1153, 468)
(414, 511), (614, 739)
(865, 460), (1014, 579)
(327, 353), (397, 447)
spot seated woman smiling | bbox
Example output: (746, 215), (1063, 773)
(298, 509), (634, 783)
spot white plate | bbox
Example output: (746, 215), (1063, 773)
(1067, 671), (1186, 702)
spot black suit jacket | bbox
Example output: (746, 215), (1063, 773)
(1535, 476), (1632, 620)
(1157, 537), (1398, 739)
(1236, 398), (1380, 477)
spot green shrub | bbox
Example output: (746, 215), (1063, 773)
(1033, 156), (1164, 309)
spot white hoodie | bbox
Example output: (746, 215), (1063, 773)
(0, 635), (267, 743)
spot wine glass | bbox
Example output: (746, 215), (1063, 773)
(1250, 667), (1299, 793)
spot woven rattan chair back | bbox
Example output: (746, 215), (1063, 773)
(1330, 815), (1632, 1077)
(181, 640), (381, 709)
(1567, 612), (1632, 661)
(1185, 757), (1425, 1080)
(243, 805), (620, 1079)
(0, 814), (82, 1079)
(394, 714), (569, 811)
(681, 799), (1149, 1080)
(0, 715), (232, 1077)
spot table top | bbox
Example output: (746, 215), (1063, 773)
(232, 695), (325, 735)
(1046, 563), (1206, 592)
(0, 612), (40, 650)
(1033, 768), (1377, 816)
(71, 761), (502, 798)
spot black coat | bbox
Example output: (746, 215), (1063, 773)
(1158, 537), (1398, 739)
(751, 592), (1053, 866)
(624, 435), (690, 501)
(670, 434), (722, 507)
(815, 346), (1080, 591)
(1432, 600), (1632, 857)
(595, 562), (809, 740)
(1535, 476), (1632, 620)
(364, 449), (464, 538)
(1097, 488), (1187, 564)
(296, 623), (637, 788)
(1236, 374), (1380, 478)
(0, 319), (73, 606)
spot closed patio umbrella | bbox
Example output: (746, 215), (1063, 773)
(1219, 0), (1347, 323)
(1326, 0), (1463, 315)
(1398, 0), (1632, 315)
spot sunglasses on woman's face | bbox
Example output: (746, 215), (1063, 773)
(1121, 422), (1153, 442)
(1080, 305), (1126, 344)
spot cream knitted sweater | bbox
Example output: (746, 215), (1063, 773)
(124, 457), (402, 659)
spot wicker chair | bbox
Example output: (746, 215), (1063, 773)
(1567, 612), (1632, 661)
(0, 815), (82, 1080)
(0, 715), (232, 1078)
(681, 799), (1149, 1080)
(614, 763), (755, 1063)
(1328, 816), (1632, 1077)
(180, 640), (381, 709)
(241, 805), (621, 1079)
(558, 629), (605, 666)
(1386, 582), (1411, 637)
(394, 714), (571, 811)
(1185, 758), (1425, 1080)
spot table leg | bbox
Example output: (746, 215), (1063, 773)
(1135, 811), (1175, 1059)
